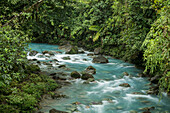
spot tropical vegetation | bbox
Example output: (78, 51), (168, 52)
(0, 0), (169, 112)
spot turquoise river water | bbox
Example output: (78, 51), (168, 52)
(28, 43), (170, 113)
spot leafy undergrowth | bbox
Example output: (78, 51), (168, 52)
(0, 64), (58, 113)
(0, 26), (59, 113)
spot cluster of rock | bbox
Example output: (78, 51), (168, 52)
(28, 43), (165, 113)
(71, 66), (96, 83)
(29, 44), (110, 64)
(29, 50), (62, 57)
(28, 50), (62, 62)
(86, 47), (109, 64)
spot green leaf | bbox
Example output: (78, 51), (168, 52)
(89, 25), (100, 31)
(93, 32), (100, 42)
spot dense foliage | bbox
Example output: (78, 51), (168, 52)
(0, 0), (59, 112)
(0, 0), (169, 112)
(142, 1), (170, 93)
(0, 26), (28, 84)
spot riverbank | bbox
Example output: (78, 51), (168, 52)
(0, 61), (59, 113)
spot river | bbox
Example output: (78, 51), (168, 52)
(28, 43), (170, 113)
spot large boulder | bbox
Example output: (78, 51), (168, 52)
(66, 46), (78, 54)
(92, 56), (109, 63)
(49, 108), (68, 113)
(58, 44), (72, 51)
(71, 71), (81, 78)
(29, 50), (38, 56)
(81, 73), (94, 80)
(85, 66), (96, 74)
(94, 47), (102, 55)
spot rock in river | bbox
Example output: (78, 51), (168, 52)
(92, 55), (109, 63)
(85, 66), (96, 74)
(65, 46), (78, 54)
(81, 73), (94, 80)
(119, 83), (131, 87)
(71, 71), (81, 78)
(58, 44), (72, 51)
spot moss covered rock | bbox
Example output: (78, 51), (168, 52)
(81, 73), (94, 80)
(92, 56), (109, 63)
(71, 71), (81, 78)
(66, 46), (78, 54)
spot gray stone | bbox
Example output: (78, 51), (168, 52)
(94, 47), (102, 55)
(65, 46), (78, 54)
(92, 55), (109, 63)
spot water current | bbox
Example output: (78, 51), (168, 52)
(28, 43), (170, 113)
